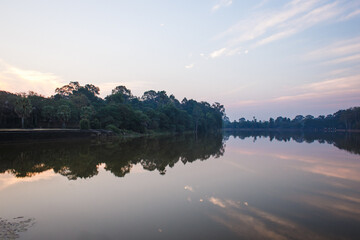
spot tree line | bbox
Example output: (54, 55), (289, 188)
(0, 82), (225, 133)
(224, 107), (360, 131)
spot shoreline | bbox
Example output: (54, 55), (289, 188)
(222, 128), (360, 133)
(2, 127), (359, 144)
(0, 129), (115, 143)
(0, 129), (192, 143)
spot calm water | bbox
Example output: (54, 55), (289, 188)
(1, 132), (360, 239)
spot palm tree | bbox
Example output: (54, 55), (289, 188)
(57, 105), (71, 128)
(15, 96), (32, 128)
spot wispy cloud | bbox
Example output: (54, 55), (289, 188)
(0, 59), (66, 96)
(324, 54), (360, 65)
(185, 63), (195, 69)
(341, 8), (360, 21)
(306, 36), (360, 62)
(253, 0), (269, 9)
(210, 48), (227, 58)
(212, 0), (232, 12)
(208, 197), (226, 208)
(211, 0), (360, 57)
(209, 47), (248, 58)
(231, 74), (360, 109)
(306, 36), (360, 78)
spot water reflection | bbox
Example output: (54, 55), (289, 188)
(225, 130), (360, 155)
(0, 133), (225, 180)
(212, 131), (360, 239)
(1, 132), (360, 239)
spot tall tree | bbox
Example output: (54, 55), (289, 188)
(57, 105), (71, 128)
(55, 82), (80, 96)
(15, 95), (32, 128)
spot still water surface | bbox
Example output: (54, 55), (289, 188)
(0, 132), (360, 239)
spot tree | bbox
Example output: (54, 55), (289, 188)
(57, 105), (71, 128)
(80, 106), (95, 120)
(15, 95), (32, 128)
(141, 90), (157, 101)
(112, 86), (133, 102)
(42, 105), (55, 128)
(192, 104), (202, 134)
(84, 84), (100, 96)
(55, 82), (80, 96)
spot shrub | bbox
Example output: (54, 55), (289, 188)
(79, 119), (90, 130)
(91, 119), (101, 129)
(105, 124), (121, 134)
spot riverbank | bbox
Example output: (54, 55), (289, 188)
(0, 128), (190, 143)
(0, 129), (116, 143)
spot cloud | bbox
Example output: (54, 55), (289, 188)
(306, 37), (360, 61)
(0, 60), (66, 96)
(253, 0), (269, 9)
(203, 47), (244, 59)
(306, 36), (360, 76)
(185, 63), (195, 69)
(225, 34), (360, 113)
(230, 74), (360, 109)
(341, 9), (360, 21)
(324, 54), (360, 65)
(211, 0), (360, 55)
(210, 48), (227, 58)
(208, 197), (226, 208)
(212, 0), (232, 12)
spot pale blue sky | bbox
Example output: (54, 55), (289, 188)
(0, 0), (360, 120)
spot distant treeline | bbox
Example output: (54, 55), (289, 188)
(224, 108), (360, 131)
(0, 82), (224, 133)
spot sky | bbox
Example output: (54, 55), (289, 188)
(0, 0), (360, 120)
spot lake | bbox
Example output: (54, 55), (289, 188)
(1, 131), (360, 239)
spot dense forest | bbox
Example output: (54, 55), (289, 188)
(0, 82), (224, 134)
(224, 107), (360, 131)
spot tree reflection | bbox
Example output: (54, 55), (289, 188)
(225, 130), (360, 155)
(0, 133), (225, 180)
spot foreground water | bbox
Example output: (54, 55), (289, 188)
(0, 132), (360, 239)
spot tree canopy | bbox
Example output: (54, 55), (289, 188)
(0, 83), (225, 133)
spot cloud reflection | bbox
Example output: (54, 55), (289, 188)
(206, 196), (327, 240)
(184, 185), (194, 192)
(0, 170), (56, 191)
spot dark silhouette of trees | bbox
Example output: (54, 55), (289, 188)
(225, 107), (360, 131)
(3, 81), (359, 132)
(14, 95), (32, 128)
(0, 83), (224, 133)
(57, 105), (71, 128)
